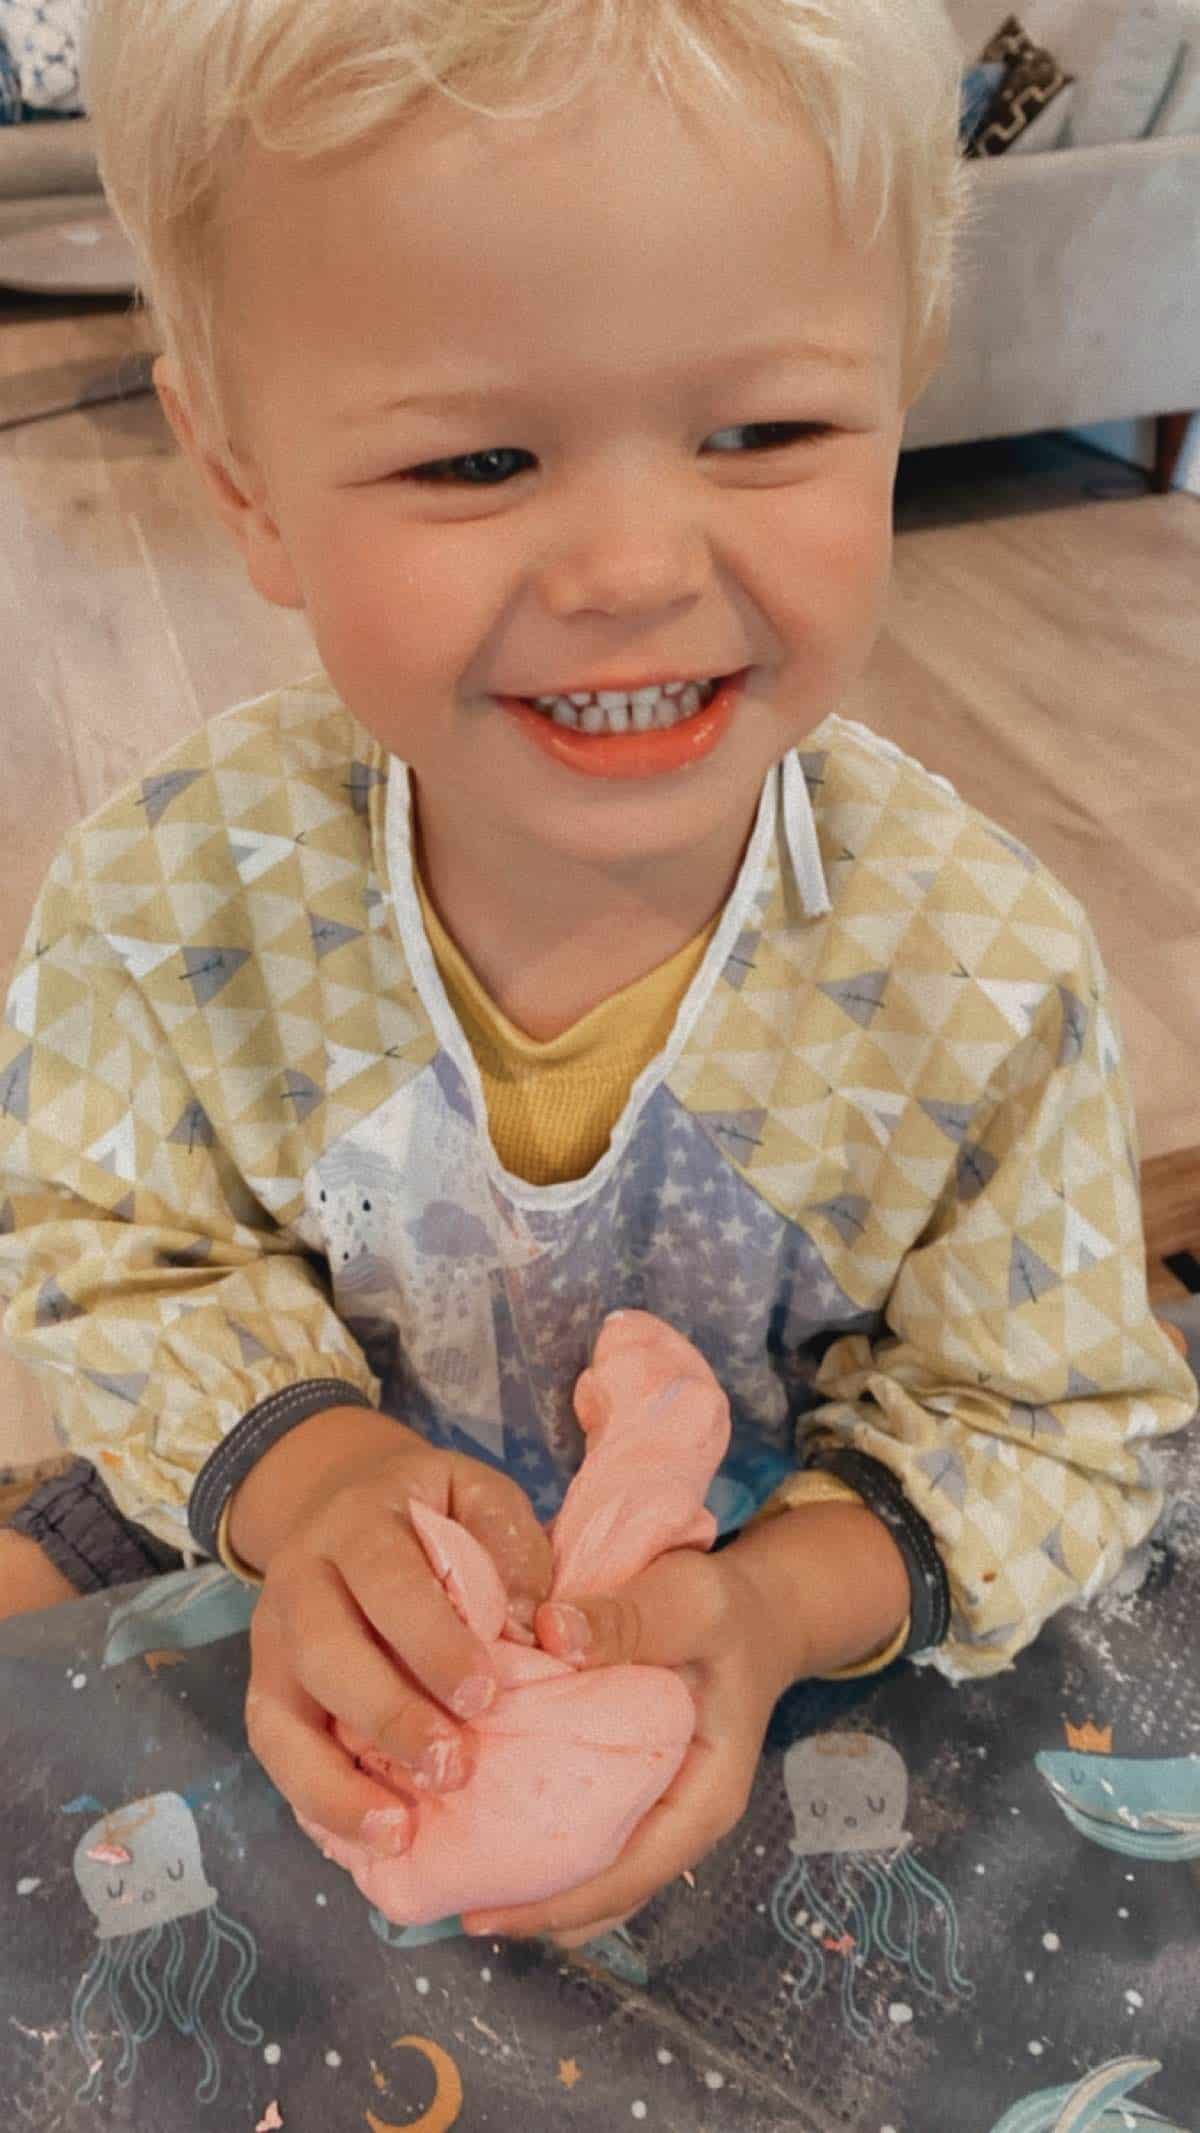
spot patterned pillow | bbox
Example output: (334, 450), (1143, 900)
(0, 28), (21, 125)
(960, 60), (1007, 148)
(0, 0), (84, 117)
(966, 14), (1076, 158)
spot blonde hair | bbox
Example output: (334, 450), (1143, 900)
(81, 0), (974, 465)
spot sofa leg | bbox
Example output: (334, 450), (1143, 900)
(1153, 411), (1194, 493)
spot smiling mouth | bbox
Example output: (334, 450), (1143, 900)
(517, 675), (728, 736)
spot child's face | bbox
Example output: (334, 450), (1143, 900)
(159, 64), (909, 884)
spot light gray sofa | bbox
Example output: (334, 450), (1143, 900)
(904, 0), (1200, 486)
(1, 2), (1198, 485)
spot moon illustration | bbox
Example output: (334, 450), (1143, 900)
(365, 2034), (465, 2132)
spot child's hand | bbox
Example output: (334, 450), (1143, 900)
(460, 1546), (798, 1946)
(241, 1415), (553, 1852)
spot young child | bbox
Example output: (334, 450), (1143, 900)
(1, 0), (1195, 1953)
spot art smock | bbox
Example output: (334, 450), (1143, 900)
(0, 671), (1194, 1683)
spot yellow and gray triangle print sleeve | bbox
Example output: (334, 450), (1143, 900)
(0, 681), (387, 1553)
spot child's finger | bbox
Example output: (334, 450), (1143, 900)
(537, 1549), (714, 1670)
(245, 1616), (416, 1851)
(266, 1554), (482, 1790)
(450, 1463), (555, 1617)
(340, 1515), (501, 1723)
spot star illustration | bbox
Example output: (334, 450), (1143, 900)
(558, 2057), (583, 2089)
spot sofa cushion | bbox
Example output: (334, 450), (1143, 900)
(966, 16), (1076, 156)
(1149, 8), (1200, 132)
(1066, 0), (1191, 144)
(942, 2), (1112, 70)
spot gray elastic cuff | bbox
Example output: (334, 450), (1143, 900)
(188, 1379), (377, 1558)
(800, 1440), (951, 1656)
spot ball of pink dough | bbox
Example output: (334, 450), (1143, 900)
(309, 1646), (694, 1923)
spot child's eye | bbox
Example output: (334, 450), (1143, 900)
(166, 1858), (186, 1881)
(868, 1795), (887, 1814)
(106, 1878), (125, 1899)
(399, 424), (833, 487)
(810, 1799), (828, 1818)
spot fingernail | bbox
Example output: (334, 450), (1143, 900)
(543, 1603), (590, 1661)
(416, 1733), (469, 1791)
(360, 1806), (413, 1858)
(504, 1597), (537, 1646)
(451, 1672), (496, 1719)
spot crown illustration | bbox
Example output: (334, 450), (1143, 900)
(1064, 1720), (1113, 1754)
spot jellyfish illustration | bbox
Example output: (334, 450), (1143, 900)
(770, 1732), (973, 2042)
(70, 1791), (262, 2104)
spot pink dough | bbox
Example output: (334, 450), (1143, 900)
(298, 1309), (731, 1923)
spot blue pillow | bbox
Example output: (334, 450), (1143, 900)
(959, 60), (1007, 148)
(0, 30), (22, 123)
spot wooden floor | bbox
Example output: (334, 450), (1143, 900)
(1, 289), (1197, 1463)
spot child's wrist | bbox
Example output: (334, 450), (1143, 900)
(226, 1404), (416, 1573)
(727, 1501), (910, 1683)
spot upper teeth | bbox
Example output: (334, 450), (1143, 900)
(531, 678), (720, 733)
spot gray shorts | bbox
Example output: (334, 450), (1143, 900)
(5, 1457), (187, 1594)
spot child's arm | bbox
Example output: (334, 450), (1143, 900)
(0, 813), (382, 1566)
(779, 907), (1199, 1684)
(468, 909), (1200, 1946)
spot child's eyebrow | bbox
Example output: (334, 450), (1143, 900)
(334, 337), (877, 428)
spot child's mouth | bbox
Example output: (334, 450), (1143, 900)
(496, 671), (747, 782)
(522, 676), (722, 735)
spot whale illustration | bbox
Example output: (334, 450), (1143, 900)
(987, 2055), (1193, 2133)
(1035, 1752), (1200, 1862)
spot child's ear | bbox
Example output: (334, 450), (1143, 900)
(152, 356), (305, 612)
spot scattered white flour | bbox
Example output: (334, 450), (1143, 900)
(16, 1878), (40, 1897)
(324, 2051), (341, 2068)
(480, 1968), (492, 1983)
(1125, 1990), (1143, 2009)
(1042, 1933), (1061, 1952)
(888, 2004), (914, 2027)
(71, 1674), (87, 1691)
(974, 1864), (986, 1876)
(656, 2049), (673, 2065)
(1028, 2041), (1045, 2058)
(1118, 1908), (1130, 1919)
(631, 2105), (647, 2121)
(1025, 1971), (1035, 1985)
(263, 2043), (281, 2066)
(415, 1977), (430, 1996)
(704, 2071), (725, 2090)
